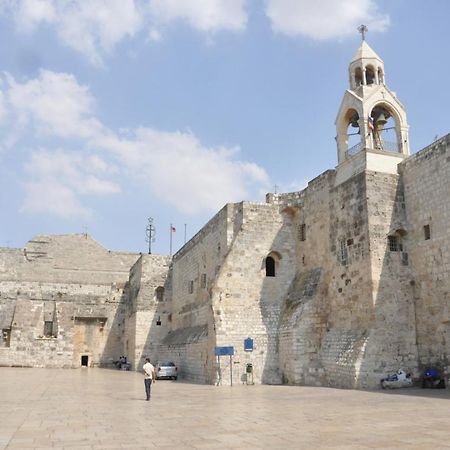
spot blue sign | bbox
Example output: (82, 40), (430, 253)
(215, 346), (234, 356)
(244, 337), (254, 352)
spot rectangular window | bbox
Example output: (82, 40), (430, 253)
(339, 239), (348, 263)
(156, 287), (164, 302)
(298, 224), (306, 241)
(188, 280), (194, 294)
(424, 224), (431, 240)
(44, 321), (54, 337)
(201, 273), (207, 289)
(388, 236), (402, 252)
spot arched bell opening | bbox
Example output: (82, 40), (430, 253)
(344, 109), (361, 156)
(366, 65), (376, 85)
(369, 104), (400, 153)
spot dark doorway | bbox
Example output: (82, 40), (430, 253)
(81, 355), (89, 367)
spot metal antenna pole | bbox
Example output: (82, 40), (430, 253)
(145, 217), (156, 254)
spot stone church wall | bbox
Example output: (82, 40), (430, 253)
(275, 167), (419, 389)
(400, 134), (450, 374)
(363, 171), (418, 386)
(156, 205), (235, 383)
(0, 235), (139, 368)
(212, 200), (297, 385)
(2, 135), (450, 389)
(125, 253), (171, 371)
(277, 170), (378, 388)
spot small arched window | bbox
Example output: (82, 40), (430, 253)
(265, 256), (276, 277)
(155, 286), (164, 302)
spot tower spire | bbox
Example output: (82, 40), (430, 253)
(357, 24), (368, 41)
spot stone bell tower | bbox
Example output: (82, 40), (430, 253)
(335, 26), (409, 185)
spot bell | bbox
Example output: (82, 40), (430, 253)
(375, 113), (387, 127)
(350, 113), (359, 128)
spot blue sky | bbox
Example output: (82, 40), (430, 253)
(0, 0), (449, 255)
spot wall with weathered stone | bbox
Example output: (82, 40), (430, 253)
(2, 135), (449, 390)
(363, 171), (418, 386)
(274, 166), (419, 389)
(400, 134), (450, 375)
(276, 170), (378, 388)
(0, 235), (139, 368)
(126, 254), (171, 371)
(157, 205), (235, 383)
(210, 200), (297, 385)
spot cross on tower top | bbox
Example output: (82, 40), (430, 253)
(357, 24), (368, 41)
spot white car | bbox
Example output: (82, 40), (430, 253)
(155, 361), (178, 380)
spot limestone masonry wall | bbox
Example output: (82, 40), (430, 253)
(400, 134), (450, 375)
(0, 235), (139, 368)
(126, 254), (171, 370)
(158, 204), (234, 383)
(2, 135), (450, 389)
(212, 200), (297, 385)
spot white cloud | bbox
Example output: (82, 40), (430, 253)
(148, 28), (162, 42)
(148, 0), (247, 33)
(22, 180), (92, 219)
(0, 90), (7, 125)
(4, 0), (142, 66)
(265, 0), (390, 40)
(54, 0), (142, 66)
(94, 128), (270, 214)
(5, 70), (104, 139)
(14, 0), (56, 31)
(2, 0), (247, 65)
(22, 149), (120, 218)
(1, 70), (269, 218)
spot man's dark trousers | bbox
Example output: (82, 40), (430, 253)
(144, 379), (152, 400)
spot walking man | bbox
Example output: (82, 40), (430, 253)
(143, 358), (156, 401)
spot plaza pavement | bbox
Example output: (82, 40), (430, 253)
(1, 367), (450, 449)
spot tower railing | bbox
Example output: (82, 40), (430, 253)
(373, 140), (400, 153)
(346, 140), (400, 159)
(346, 142), (364, 157)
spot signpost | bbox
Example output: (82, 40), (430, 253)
(244, 337), (254, 352)
(215, 346), (234, 386)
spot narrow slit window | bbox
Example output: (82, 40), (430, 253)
(188, 280), (194, 294)
(298, 224), (306, 241)
(424, 224), (431, 240)
(339, 239), (348, 263)
(201, 273), (207, 289)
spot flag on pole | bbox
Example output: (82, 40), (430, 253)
(169, 223), (176, 256)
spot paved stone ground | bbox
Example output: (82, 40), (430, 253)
(1, 368), (450, 449)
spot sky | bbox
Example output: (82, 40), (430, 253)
(0, 0), (449, 255)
